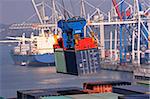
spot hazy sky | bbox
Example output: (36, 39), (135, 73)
(0, 0), (113, 24)
(0, 0), (35, 24)
(0, 0), (149, 24)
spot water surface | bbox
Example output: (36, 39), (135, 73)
(0, 44), (133, 98)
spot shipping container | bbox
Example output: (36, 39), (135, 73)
(41, 93), (123, 99)
(66, 92), (123, 99)
(83, 81), (131, 93)
(54, 49), (67, 73)
(113, 85), (149, 95)
(41, 96), (71, 99)
(17, 87), (87, 99)
(118, 94), (150, 99)
(91, 93), (123, 99)
(55, 48), (101, 75)
(75, 48), (100, 75)
(65, 48), (101, 75)
(67, 94), (101, 99)
(64, 50), (78, 75)
(42, 95), (99, 99)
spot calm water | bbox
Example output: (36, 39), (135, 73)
(0, 44), (134, 98)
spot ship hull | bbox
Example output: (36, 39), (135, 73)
(11, 52), (55, 66)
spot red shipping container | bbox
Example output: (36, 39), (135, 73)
(83, 85), (112, 93)
(75, 37), (98, 51)
(83, 81), (131, 94)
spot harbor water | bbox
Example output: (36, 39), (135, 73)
(0, 44), (134, 98)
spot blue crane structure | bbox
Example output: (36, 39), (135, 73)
(112, 0), (149, 64)
(58, 17), (86, 49)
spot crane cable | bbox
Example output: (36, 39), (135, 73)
(61, 0), (70, 19)
(69, 0), (75, 16)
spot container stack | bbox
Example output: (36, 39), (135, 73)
(118, 94), (150, 99)
(40, 93), (123, 99)
(83, 81), (131, 93)
(54, 17), (101, 75)
(15, 80), (150, 99)
(112, 85), (150, 95)
(55, 48), (100, 75)
(17, 87), (87, 99)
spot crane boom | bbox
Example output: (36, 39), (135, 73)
(112, 0), (123, 21)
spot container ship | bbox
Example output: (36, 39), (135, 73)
(4, 0), (61, 66)
(8, 30), (58, 66)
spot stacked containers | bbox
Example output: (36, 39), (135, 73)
(41, 93), (123, 99)
(75, 48), (100, 75)
(41, 96), (71, 99)
(17, 87), (87, 99)
(83, 81), (131, 93)
(55, 17), (100, 76)
(55, 48), (100, 75)
(112, 85), (150, 95)
(118, 94), (150, 99)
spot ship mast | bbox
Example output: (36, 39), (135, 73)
(51, 0), (58, 34)
(31, 0), (44, 24)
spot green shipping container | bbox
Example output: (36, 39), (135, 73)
(55, 49), (67, 73)
(66, 93), (123, 99)
(91, 92), (123, 99)
(68, 94), (101, 99)
(41, 96), (71, 99)
(41, 93), (123, 99)
(41, 95), (99, 99)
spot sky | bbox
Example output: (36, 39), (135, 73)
(0, 0), (149, 24)
(0, 0), (113, 24)
(0, 0), (35, 24)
